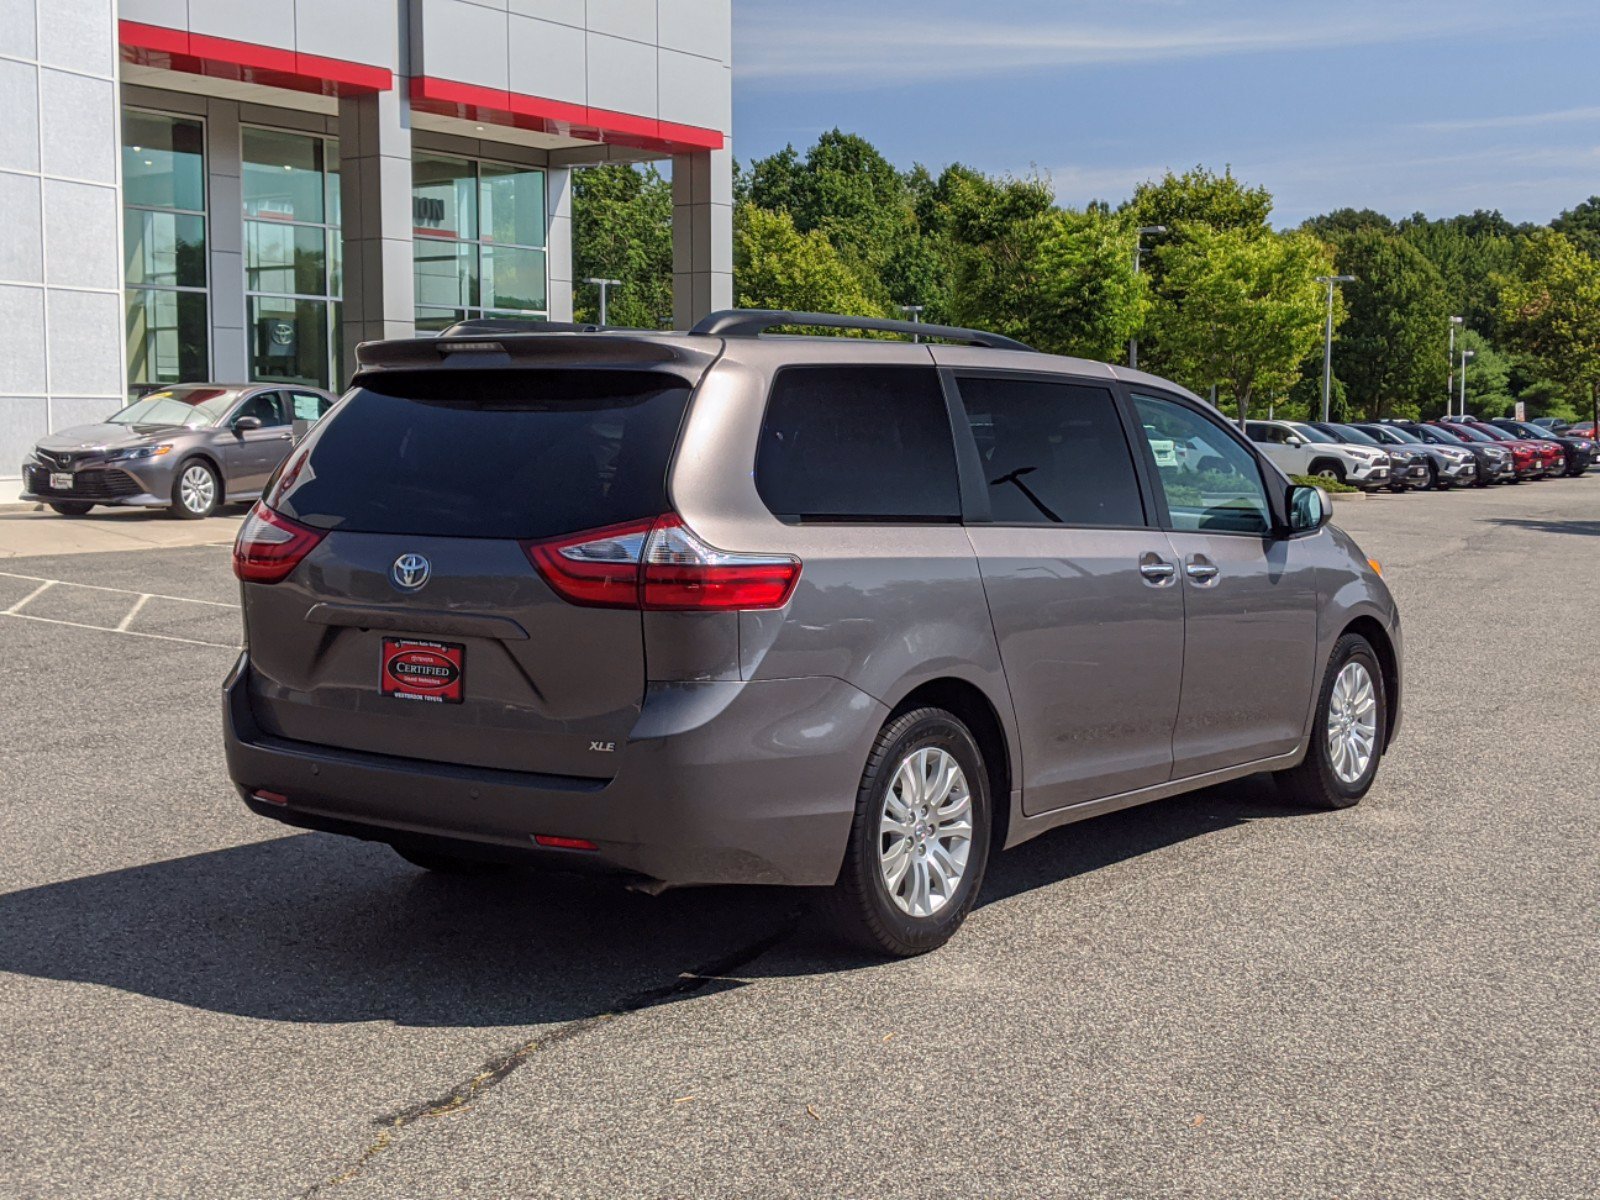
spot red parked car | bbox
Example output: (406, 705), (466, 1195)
(1434, 420), (1555, 480)
(1462, 420), (1567, 476)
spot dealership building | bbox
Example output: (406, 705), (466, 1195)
(2, 0), (733, 481)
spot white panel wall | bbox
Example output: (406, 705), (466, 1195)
(0, 0), (124, 483)
(413, 0), (731, 134)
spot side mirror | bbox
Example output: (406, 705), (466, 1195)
(232, 415), (262, 432)
(1287, 483), (1331, 533)
(1284, 435), (1304, 447)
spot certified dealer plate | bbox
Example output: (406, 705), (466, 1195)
(50, 472), (72, 490)
(380, 638), (465, 704)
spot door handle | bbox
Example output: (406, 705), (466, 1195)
(1138, 553), (1176, 584)
(1184, 556), (1220, 583)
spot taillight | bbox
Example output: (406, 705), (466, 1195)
(233, 501), (325, 584)
(524, 514), (801, 611)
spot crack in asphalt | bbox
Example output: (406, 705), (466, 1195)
(298, 915), (801, 1197)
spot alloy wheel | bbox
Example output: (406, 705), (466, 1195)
(879, 746), (973, 918)
(1326, 661), (1378, 784)
(180, 465), (216, 514)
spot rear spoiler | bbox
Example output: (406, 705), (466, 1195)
(352, 332), (719, 384)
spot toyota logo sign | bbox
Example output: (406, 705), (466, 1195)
(391, 553), (431, 592)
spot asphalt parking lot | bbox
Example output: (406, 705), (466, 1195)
(2, 481), (1596, 1199)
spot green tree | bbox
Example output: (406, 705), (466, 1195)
(1149, 226), (1334, 424)
(1496, 228), (1600, 414)
(732, 202), (883, 318)
(1396, 212), (1518, 342)
(1551, 196), (1600, 261)
(1327, 229), (1450, 420)
(1126, 165), (1273, 237)
(571, 164), (672, 327)
(946, 205), (1149, 359)
(1453, 329), (1514, 417)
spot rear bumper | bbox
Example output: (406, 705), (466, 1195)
(222, 653), (883, 887)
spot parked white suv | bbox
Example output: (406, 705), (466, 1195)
(1246, 420), (1392, 490)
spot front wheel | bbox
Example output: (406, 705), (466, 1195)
(49, 501), (94, 516)
(170, 460), (219, 519)
(1275, 633), (1386, 810)
(1312, 462), (1347, 485)
(823, 707), (992, 957)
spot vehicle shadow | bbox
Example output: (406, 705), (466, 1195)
(1487, 517), (1600, 538)
(0, 776), (1300, 1029)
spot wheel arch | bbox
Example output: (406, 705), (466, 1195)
(1307, 456), (1346, 479)
(1340, 615), (1400, 745)
(887, 677), (1015, 855)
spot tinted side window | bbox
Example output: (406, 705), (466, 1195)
(1133, 394), (1271, 535)
(755, 366), (959, 522)
(236, 391), (290, 427)
(955, 376), (1145, 527)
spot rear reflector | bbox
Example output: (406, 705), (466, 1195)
(534, 834), (598, 851)
(233, 501), (326, 584)
(252, 789), (289, 806)
(524, 514), (801, 611)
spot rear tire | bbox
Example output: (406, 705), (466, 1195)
(49, 501), (93, 516)
(391, 841), (508, 875)
(1275, 633), (1386, 811)
(823, 707), (992, 957)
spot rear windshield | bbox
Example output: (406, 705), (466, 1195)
(272, 369), (690, 539)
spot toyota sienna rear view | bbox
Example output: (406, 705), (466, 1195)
(223, 310), (1403, 956)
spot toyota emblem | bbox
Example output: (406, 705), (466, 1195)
(391, 553), (431, 592)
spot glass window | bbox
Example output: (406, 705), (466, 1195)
(243, 127), (341, 389)
(755, 367), (960, 522)
(956, 376), (1145, 527)
(289, 391), (333, 422)
(124, 111), (208, 386)
(233, 390), (291, 427)
(243, 128), (326, 224)
(123, 112), (205, 212)
(413, 154), (547, 329)
(124, 210), (207, 289)
(275, 370), (691, 540)
(124, 269), (208, 384)
(1133, 394), (1272, 535)
(248, 296), (330, 389)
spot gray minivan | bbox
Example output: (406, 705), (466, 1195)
(223, 311), (1403, 955)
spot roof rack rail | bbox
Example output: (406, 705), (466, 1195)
(439, 318), (616, 336)
(688, 309), (1034, 352)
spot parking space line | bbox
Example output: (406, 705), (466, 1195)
(0, 570), (239, 610)
(115, 594), (152, 632)
(0, 610), (240, 650)
(3, 579), (55, 614)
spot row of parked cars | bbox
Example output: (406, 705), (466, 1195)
(1244, 416), (1597, 492)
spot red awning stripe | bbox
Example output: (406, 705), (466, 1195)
(119, 20), (393, 97)
(410, 76), (725, 155)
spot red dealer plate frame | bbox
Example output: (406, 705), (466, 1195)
(381, 638), (465, 704)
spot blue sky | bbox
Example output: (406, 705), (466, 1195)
(731, 0), (1600, 226)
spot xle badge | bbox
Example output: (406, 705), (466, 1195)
(589, 741), (616, 753)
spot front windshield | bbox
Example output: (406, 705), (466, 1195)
(1472, 424), (1514, 442)
(110, 388), (236, 428)
(1287, 422), (1338, 444)
(1325, 423), (1381, 446)
(1422, 426), (1467, 445)
(1446, 424), (1495, 443)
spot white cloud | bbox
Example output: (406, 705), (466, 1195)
(1412, 106), (1600, 133)
(735, 2), (1547, 87)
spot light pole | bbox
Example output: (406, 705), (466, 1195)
(1129, 225), (1166, 369)
(1446, 316), (1464, 417)
(1314, 274), (1355, 422)
(896, 304), (925, 343)
(1459, 349), (1476, 416)
(584, 277), (622, 325)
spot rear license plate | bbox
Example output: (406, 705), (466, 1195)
(50, 472), (72, 490)
(381, 638), (464, 704)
